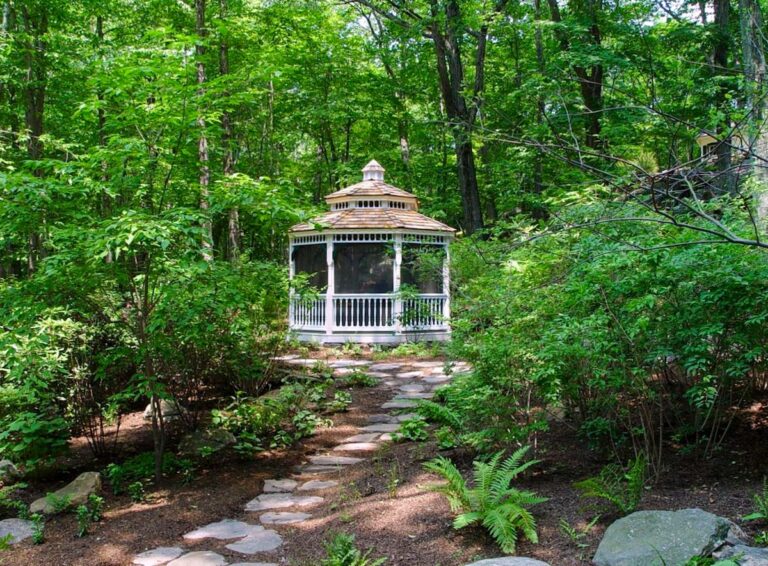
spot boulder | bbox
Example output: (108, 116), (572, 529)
(143, 399), (187, 421)
(30, 471), (101, 515)
(464, 559), (551, 566)
(178, 429), (235, 457)
(714, 544), (768, 565)
(0, 460), (20, 482)
(593, 508), (745, 566)
(0, 518), (35, 544)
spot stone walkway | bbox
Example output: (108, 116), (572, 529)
(131, 356), (469, 566)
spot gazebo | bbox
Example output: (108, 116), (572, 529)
(288, 160), (455, 343)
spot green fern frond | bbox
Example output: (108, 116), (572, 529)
(416, 400), (462, 430)
(453, 511), (482, 530)
(423, 456), (470, 512)
(482, 507), (519, 554)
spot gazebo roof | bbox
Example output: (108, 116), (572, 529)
(289, 208), (455, 233)
(290, 159), (455, 234)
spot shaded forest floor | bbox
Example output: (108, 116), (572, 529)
(3, 350), (768, 566)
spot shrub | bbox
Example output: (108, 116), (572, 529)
(574, 455), (646, 515)
(393, 418), (428, 442)
(339, 371), (378, 388)
(743, 477), (768, 523)
(0, 483), (29, 519)
(423, 447), (547, 554)
(321, 532), (387, 566)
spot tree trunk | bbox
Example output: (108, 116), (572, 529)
(196, 0), (213, 260)
(713, 0), (735, 193)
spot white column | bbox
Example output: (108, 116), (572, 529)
(325, 235), (334, 335)
(288, 239), (295, 329)
(393, 234), (403, 334)
(442, 241), (451, 331)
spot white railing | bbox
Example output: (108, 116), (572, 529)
(290, 293), (448, 332)
(290, 295), (326, 329)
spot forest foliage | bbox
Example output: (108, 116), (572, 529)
(1, 0), (767, 489)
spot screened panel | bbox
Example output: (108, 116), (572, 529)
(292, 244), (327, 290)
(401, 243), (445, 294)
(334, 243), (394, 294)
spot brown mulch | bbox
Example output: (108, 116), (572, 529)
(4, 352), (768, 566)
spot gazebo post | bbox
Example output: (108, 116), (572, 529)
(325, 235), (334, 336)
(288, 238), (295, 329)
(393, 233), (403, 335)
(442, 242), (451, 328)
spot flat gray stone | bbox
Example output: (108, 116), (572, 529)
(715, 544), (768, 565)
(396, 392), (434, 399)
(329, 360), (369, 368)
(263, 479), (298, 493)
(334, 442), (379, 452)
(367, 371), (391, 378)
(285, 358), (318, 366)
(343, 432), (381, 443)
(0, 518), (34, 544)
(231, 563), (279, 566)
(369, 363), (403, 371)
(308, 455), (363, 466)
(463, 559), (550, 566)
(333, 367), (355, 376)
(382, 399), (417, 409)
(293, 464), (340, 473)
(298, 480), (338, 491)
(361, 423), (400, 432)
(226, 529), (283, 554)
(184, 519), (263, 540)
(167, 552), (227, 566)
(594, 508), (744, 566)
(399, 383), (426, 392)
(133, 547), (185, 566)
(259, 511), (312, 524)
(367, 414), (394, 423)
(272, 354), (299, 361)
(410, 361), (444, 368)
(396, 371), (423, 379)
(395, 413), (418, 421)
(379, 433), (393, 441)
(245, 493), (324, 511)
(423, 375), (452, 384)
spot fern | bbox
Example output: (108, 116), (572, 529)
(423, 447), (547, 554)
(574, 454), (646, 515)
(415, 400), (462, 430)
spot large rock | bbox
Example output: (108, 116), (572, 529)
(0, 460), (21, 482)
(464, 559), (551, 566)
(30, 471), (101, 515)
(178, 429), (235, 457)
(714, 544), (768, 565)
(593, 508), (745, 566)
(0, 518), (35, 544)
(143, 399), (187, 421)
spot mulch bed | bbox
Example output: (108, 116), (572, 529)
(4, 352), (768, 566)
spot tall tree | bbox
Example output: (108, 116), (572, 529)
(196, 0), (213, 259)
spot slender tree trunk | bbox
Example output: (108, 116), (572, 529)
(196, 0), (213, 260)
(713, 0), (735, 193)
(219, 0), (240, 261)
(21, 4), (47, 273)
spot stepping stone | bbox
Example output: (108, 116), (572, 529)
(167, 552), (227, 566)
(382, 399), (417, 409)
(226, 529), (283, 554)
(329, 360), (369, 368)
(334, 442), (379, 452)
(133, 547), (185, 566)
(411, 361), (444, 368)
(272, 354), (299, 361)
(184, 519), (263, 540)
(383, 380), (400, 387)
(259, 511), (312, 525)
(308, 455), (364, 466)
(362, 423), (400, 432)
(333, 367), (356, 376)
(396, 371), (423, 379)
(395, 413), (419, 421)
(231, 563), (279, 566)
(397, 392), (434, 399)
(245, 493), (324, 511)
(367, 371), (391, 378)
(423, 375), (452, 384)
(369, 363), (403, 371)
(293, 464), (340, 473)
(285, 358), (318, 366)
(298, 480), (338, 491)
(399, 383), (426, 392)
(0, 518), (34, 545)
(379, 433), (393, 441)
(263, 479), (298, 493)
(367, 414), (396, 423)
(343, 432), (380, 443)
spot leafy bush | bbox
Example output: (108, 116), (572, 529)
(574, 455), (646, 515)
(320, 532), (387, 566)
(105, 452), (192, 494)
(424, 447), (547, 554)
(339, 371), (378, 388)
(393, 418), (428, 442)
(0, 483), (28, 519)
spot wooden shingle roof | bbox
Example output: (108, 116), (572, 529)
(290, 208), (455, 233)
(324, 180), (417, 202)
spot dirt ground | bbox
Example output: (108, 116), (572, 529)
(4, 352), (768, 566)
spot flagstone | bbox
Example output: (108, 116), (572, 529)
(245, 493), (324, 511)
(361, 423), (400, 432)
(263, 479), (298, 493)
(259, 511), (312, 525)
(382, 399), (418, 409)
(369, 363), (403, 371)
(184, 519), (262, 541)
(226, 530), (283, 554)
(167, 552), (227, 566)
(133, 547), (185, 566)
(298, 480), (338, 491)
(308, 455), (364, 466)
(334, 442), (379, 452)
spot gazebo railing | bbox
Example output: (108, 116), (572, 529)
(290, 293), (448, 332)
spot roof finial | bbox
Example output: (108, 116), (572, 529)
(362, 159), (385, 182)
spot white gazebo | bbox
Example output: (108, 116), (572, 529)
(288, 160), (455, 343)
